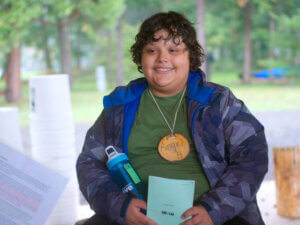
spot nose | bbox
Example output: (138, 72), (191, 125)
(156, 50), (169, 63)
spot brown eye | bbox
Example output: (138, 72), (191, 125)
(169, 49), (178, 53)
(145, 49), (156, 54)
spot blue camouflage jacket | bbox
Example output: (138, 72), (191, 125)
(76, 70), (268, 225)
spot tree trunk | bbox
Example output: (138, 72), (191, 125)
(40, 15), (53, 72)
(243, 2), (251, 84)
(107, 30), (114, 85)
(269, 17), (275, 79)
(197, 0), (208, 79)
(76, 32), (82, 71)
(58, 18), (73, 85)
(5, 46), (22, 102)
(76, 26), (84, 71)
(116, 17), (124, 86)
(1, 56), (8, 81)
(42, 25), (53, 72)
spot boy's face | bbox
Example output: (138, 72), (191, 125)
(141, 29), (190, 97)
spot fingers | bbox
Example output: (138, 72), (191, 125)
(181, 207), (199, 225)
(180, 206), (214, 225)
(180, 215), (200, 225)
(181, 206), (200, 219)
(126, 199), (158, 225)
(143, 215), (159, 225)
(132, 198), (147, 210)
(131, 210), (158, 225)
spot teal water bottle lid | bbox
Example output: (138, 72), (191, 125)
(105, 145), (128, 170)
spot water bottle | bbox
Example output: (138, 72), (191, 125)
(105, 145), (146, 200)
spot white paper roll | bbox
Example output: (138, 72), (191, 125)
(30, 130), (75, 148)
(45, 175), (79, 225)
(46, 170), (79, 225)
(30, 117), (74, 132)
(31, 145), (76, 159)
(29, 75), (72, 119)
(0, 107), (23, 152)
(29, 74), (79, 223)
(32, 156), (77, 172)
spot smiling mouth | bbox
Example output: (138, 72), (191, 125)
(155, 68), (173, 73)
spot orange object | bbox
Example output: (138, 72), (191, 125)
(273, 146), (300, 218)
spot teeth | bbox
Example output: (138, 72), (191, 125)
(156, 68), (171, 71)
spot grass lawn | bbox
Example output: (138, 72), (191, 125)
(211, 72), (300, 113)
(1, 71), (300, 125)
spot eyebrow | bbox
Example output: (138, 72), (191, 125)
(146, 40), (183, 47)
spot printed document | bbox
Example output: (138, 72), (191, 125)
(147, 176), (195, 225)
(0, 142), (68, 225)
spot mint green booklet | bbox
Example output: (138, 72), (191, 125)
(147, 176), (195, 225)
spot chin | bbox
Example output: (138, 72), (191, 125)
(154, 82), (171, 88)
(154, 77), (172, 86)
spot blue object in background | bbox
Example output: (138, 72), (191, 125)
(252, 68), (289, 79)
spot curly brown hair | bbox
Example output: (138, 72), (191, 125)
(130, 11), (205, 73)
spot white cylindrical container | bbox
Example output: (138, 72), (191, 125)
(96, 66), (106, 92)
(30, 117), (74, 133)
(30, 129), (75, 148)
(29, 74), (72, 119)
(45, 171), (79, 225)
(0, 107), (23, 152)
(33, 156), (76, 172)
(29, 74), (79, 224)
(31, 146), (76, 159)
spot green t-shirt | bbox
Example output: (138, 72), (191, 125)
(128, 88), (210, 201)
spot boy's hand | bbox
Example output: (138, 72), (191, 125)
(126, 199), (158, 225)
(181, 206), (214, 225)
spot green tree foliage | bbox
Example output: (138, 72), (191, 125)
(0, 0), (42, 102)
(0, 0), (299, 92)
(76, 0), (125, 63)
(0, 0), (41, 53)
(79, 0), (125, 28)
(274, 10), (300, 64)
(124, 0), (196, 25)
(0, 0), (125, 102)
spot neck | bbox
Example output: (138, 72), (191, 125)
(149, 85), (187, 97)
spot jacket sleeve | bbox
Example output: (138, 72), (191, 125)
(196, 90), (268, 225)
(76, 110), (133, 225)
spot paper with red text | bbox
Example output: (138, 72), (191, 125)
(0, 142), (68, 225)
